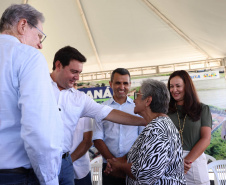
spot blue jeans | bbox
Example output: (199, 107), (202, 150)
(74, 172), (92, 185)
(58, 155), (75, 185)
(0, 169), (39, 185)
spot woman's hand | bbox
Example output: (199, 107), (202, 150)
(104, 158), (126, 178)
(184, 159), (192, 174)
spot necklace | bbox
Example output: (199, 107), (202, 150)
(175, 104), (187, 145)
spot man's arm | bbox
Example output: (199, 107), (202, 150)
(105, 109), (147, 126)
(92, 113), (115, 161)
(71, 131), (93, 162)
(94, 139), (115, 160)
(19, 52), (63, 185)
(81, 96), (146, 126)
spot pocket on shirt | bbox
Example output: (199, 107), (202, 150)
(64, 105), (82, 125)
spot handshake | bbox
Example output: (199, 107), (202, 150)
(104, 157), (128, 179)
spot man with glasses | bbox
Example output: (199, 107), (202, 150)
(27, 21), (47, 44)
(93, 68), (144, 185)
(0, 4), (63, 185)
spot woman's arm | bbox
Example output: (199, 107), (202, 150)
(184, 126), (211, 165)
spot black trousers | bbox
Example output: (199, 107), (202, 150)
(102, 163), (126, 185)
(0, 168), (39, 185)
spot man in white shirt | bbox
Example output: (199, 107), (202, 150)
(50, 46), (146, 184)
(93, 68), (144, 185)
(0, 4), (63, 185)
(70, 117), (93, 185)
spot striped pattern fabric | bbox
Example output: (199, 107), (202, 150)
(127, 116), (186, 185)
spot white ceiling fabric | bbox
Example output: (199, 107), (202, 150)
(1, 0), (226, 73)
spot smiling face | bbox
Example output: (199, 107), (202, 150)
(56, 59), (83, 90)
(169, 76), (185, 105)
(109, 73), (131, 104)
(133, 90), (145, 115)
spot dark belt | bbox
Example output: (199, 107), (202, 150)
(0, 167), (30, 174)
(62, 152), (70, 159)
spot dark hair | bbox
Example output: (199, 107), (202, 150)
(167, 70), (202, 121)
(52, 46), (86, 70)
(110, 68), (131, 82)
(140, 79), (170, 114)
(0, 4), (44, 32)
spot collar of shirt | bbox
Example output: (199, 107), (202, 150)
(50, 76), (76, 93)
(109, 96), (133, 105)
(0, 34), (20, 43)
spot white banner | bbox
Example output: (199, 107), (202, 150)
(131, 71), (220, 87)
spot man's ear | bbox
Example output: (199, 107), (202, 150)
(109, 81), (112, 88)
(146, 96), (152, 107)
(17, 19), (28, 35)
(55, 60), (62, 71)
(127, 81), (131, 89)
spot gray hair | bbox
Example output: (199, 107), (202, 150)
(140, 79), (170, 114)
(0, 4), (44, 32)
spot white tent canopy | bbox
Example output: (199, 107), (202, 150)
(1, 0), (226, 74)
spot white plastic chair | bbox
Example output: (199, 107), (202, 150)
(91, 156), (103, 185)
(205, 154), (216, 164)
(207, 160), (226, 185)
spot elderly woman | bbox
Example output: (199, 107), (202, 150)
(105, 79), (186, 185)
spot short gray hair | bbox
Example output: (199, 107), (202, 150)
(140, 79), (170, 114)
(0, 4), (44, 32)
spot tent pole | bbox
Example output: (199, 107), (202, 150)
(142, 0), (212, 60)
(22, 0), (28, 4)
(76, 0), (103, 71)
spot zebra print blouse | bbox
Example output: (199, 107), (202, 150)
(127, 116), (186, 185)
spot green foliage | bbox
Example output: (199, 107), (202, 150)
(209, 105), (226, 115)
(131, 87), (140, 92)
(130, 73), (171, 80)
(77, 82), (84, 86)
(205, 125), (226, 160)
(219, 72), (225, 78)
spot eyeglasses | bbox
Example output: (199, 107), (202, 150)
(134, 92), (144, 99)
(27, 21), (47, 44)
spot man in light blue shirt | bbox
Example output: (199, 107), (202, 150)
(0, 4), (63, 185)
(93, 68), (144, 185)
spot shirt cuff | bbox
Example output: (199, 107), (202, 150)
(40, 177), (59, 185)
(92, 131), (104, 141)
